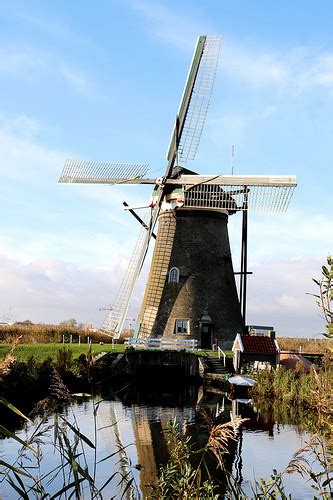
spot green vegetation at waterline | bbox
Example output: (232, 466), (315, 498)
(1, 397), (331, 499)
(0, 343), (125, 362)
(0, 396), (141, 499)
(308, 254), (332, 339)
(252, 356), (333, 436)
(0, 349), (94, 412)
(1, 347), (332, 498)
(151, 420), (332, 499)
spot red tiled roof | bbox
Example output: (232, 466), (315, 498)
(241, 334), (278, 353)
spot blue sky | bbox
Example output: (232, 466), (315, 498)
(0, 0), (332, 336)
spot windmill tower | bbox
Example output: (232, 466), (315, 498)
(59, 35), (297, 348)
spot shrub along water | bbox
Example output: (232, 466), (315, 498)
(251, 356), (332, 436)
(1, 345), (332, 498)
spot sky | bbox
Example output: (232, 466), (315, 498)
(0, 0), (332, 337)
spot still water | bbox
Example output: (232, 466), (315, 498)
(0, 383), (318, 498)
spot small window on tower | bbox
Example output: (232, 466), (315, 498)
(168, 267), (179, 283)
(175, 319), (189, 334)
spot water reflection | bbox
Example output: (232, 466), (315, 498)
(0, 382), (315, 498)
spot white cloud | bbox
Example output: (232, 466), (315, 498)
(246, 211), (333, 263)
(0, 46), (43, 75)
(0, 113), (40, 140)
(128, 2), (333, 95)
(0, 126), (61, 183)
(247, 256), (326, 338)
(0, 45), (93, 95)
(0, 253), (125, 325)
(207, 105), (277, 145)
(222, 45), (290, 88)
(0, 115), (328, 334)
(129, 1), (211, 51)
(0, 250), (325, 337)
(14, 9), (96, 50)
(61, 66), (89, 92)
(223, 43), (333, 94)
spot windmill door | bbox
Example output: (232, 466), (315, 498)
(200, 322), (213, 349)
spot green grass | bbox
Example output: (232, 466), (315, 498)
(197, 349), (233, 357)
(0, 343), (126, 362)
(0, 344), (233, 363)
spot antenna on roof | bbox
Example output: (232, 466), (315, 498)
(231, 145), (235, 175)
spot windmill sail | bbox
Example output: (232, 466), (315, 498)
(166, 174), (297, 212)
(138, 212), (177, 338)
(59, 158), (150, 185)
(136, 36), (223, 338)
(100, 210), (152, 337)
(142, 35), (223, 261)
(166, 35), (222, 165)
(178, 35), (221, 162)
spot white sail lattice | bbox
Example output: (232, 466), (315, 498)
(100, 210), (152, 337)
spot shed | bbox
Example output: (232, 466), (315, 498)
(232, 333), (280, 372)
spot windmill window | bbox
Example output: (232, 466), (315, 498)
(168, 267), (179, 283)
(175, 319), (189, 335)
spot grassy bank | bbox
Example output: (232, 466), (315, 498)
(0, 343), (125, 362)
(252, 356), (332, 435)
(0, 343), (232, 363)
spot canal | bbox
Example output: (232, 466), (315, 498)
(1, 380), (324, 498)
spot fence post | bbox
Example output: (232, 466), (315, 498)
(78, 335), (81, 345)
(62, 334), (65, 344)
(70, 334), (72, 344)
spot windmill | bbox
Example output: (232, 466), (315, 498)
(59, 35), (296, 349)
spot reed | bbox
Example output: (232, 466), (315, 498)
(151, 417), (332, 499)
(277, 337), (332, 353)
(0, 324), (113, 345)
(1, 342), (331, 498)
(0, 336), (21, 377)
(0, 398), (140, 498)
(252, 357), (333, 436)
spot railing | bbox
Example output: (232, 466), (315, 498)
(217, 346), (226, 367)
(125, 337), (198, 351)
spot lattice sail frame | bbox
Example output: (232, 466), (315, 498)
(100, 210), (153, 337)
(178, 35), (222, 163)
(167, 175), (297, 212)
(59, 158), (149, 184)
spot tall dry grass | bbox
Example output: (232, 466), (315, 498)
(0, 336), (21, 377)
(277, 337), (332, 353)
(0, 324), (112, 344)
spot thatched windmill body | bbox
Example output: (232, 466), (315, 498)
(59, 35), (296, 348)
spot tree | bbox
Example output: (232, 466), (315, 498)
(59, 318), (77, 328)
(308, 255), (332, 339)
